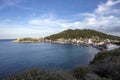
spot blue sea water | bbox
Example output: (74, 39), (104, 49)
(0, 40), (99, 78)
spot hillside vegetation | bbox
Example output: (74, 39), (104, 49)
(90, 48), (120, 80)
(45, 29), (120, 40)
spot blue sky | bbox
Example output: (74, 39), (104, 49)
(0, 0), (120, 39)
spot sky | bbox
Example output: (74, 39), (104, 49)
(0, 0), (120, 39)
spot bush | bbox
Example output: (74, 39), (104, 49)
(6, 69), (77, 80)
(6, 69), (48, 80)
(71, 65), (90, 79)
(92, 77), (112, 80)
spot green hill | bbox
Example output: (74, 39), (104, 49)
(45, 29), (120, 40)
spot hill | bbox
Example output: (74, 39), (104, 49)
(45, 29), (120, 40)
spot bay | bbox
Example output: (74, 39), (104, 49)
(0, 40), (99, 78)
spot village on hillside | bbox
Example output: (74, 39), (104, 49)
(13, 36), (120, 51)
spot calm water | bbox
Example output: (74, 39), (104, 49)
(0, 40), (99, 78)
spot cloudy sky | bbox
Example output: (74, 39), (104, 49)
(0, 0), (120, 39)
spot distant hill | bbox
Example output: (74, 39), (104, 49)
(45, 29), (120, 40)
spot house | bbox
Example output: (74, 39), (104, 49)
(88, 38), (93, 44)
(98, 41), (105, 45)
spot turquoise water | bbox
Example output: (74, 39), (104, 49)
(0, 40), (99, 78)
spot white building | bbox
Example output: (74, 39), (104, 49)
(88, 38), (93, 44)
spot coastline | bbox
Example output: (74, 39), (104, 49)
(12, 38), (120, 51)
(48, 41), (120, 51)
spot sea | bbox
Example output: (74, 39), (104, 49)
(0, 39), (99, 78)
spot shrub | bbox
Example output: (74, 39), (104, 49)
(71, 65), (90, 79)
(5, 69), (77, 80)
(92, 77), (112, 80)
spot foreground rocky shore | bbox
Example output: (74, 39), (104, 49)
(2, 48), (120, 80)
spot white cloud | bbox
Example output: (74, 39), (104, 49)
(0, 26), (60, 39)
(28, 0), (120, 36)
(29, 17), (70, 29)
(95, 0), (120, 14)
(71, 0), (120, 36)
(0, 0), (120, 38)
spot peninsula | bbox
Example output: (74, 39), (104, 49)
(12, 38), (44, 43)
(12, 29), (120, 50)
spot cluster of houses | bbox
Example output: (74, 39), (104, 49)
(45, 37), (119, 46)
(44, 37), (120, 51)
(12, 36), (119, 50)
(13, 36), (119, 46)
